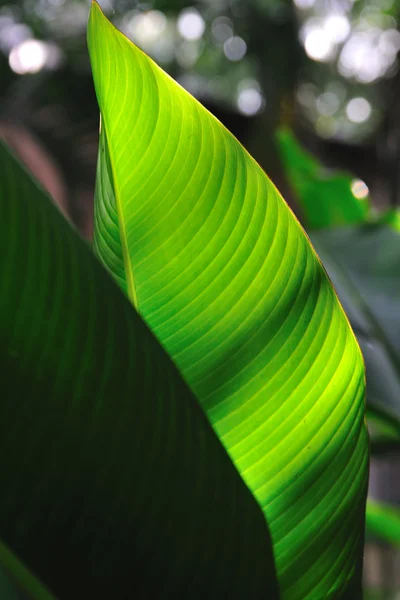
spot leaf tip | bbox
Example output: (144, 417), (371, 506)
(89, 0), (105, 22)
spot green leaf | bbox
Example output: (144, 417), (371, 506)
(374, 208), (400, 233)
(0, 568), (25, 600)
(88, 4), (369, 599)
(367, 405), (400, 455)
(366, 500), (400, 547)
(0, 140), (279, 599)
(310, 225), (400, 425)
(276, 127), (370, 229)
(367, 405), (400, 438)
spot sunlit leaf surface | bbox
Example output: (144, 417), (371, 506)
(88, 4), (369, 598)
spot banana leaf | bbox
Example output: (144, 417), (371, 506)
(0, 139), (279, 599)
(88, 4), (369, 598)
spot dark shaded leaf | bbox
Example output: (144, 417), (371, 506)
(0, 140), (279, 600)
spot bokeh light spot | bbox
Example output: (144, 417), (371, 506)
(237, 88), (264, 115)
(323, 14), (350, 43)
(316, 91), (340, 116)
(9, 39), (61, 74)
(211, 16), (233, 42)
(346, 97), (372, 123)
(294, 0), (316, 9)
(224, 36), (247, 61)
(177, 8), (205, 41)
(304, 28), (334, 62)
(128, 11), (167, 46)
(351, 179), (369, 199)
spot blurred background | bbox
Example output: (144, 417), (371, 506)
(2, 0), (400, 234)
(0, 0), (400, 597)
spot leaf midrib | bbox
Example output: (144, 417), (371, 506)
(101, 115), (139, 310)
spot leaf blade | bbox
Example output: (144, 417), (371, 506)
(88, 5), (369, 598)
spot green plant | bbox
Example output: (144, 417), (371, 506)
(0, 3), (369, 599)
(275, 127), (370, 229)
(310, 225), (400, 546)
(0, 138), (277, 600)
(275, 126), (400, 232)
(276, 127), (400, 547)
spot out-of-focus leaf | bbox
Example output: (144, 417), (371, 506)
(374, 208), (400, 233)
(367, 405), (400, 439)
(276, 127), (370, 229)
(0, 140), (279, 600)
(367, 405), (400, 455)
(310, 226), (400, 423)
(88, 5), (368, 599)
(366, 500), (400, 547)
(0, 567), (23, 600)
(309, 226), (400, 540)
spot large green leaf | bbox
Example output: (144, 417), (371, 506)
(276, 127), (370, 229)
(88, 4), (369, 598)
(0, 140), (279, 599)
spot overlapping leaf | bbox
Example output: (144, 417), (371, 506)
(366, 406), (400, 457)
(276, 127), (370, 229)
(376, 208), (400, 232)
(366, 501), (400, 547)
(310, 226), (400, 422)
(310, 226), (400, 545)
(0, 140), (278, 599)
(88, 4), (369, 598)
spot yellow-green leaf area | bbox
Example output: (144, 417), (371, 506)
(88, 4), (369, 599)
